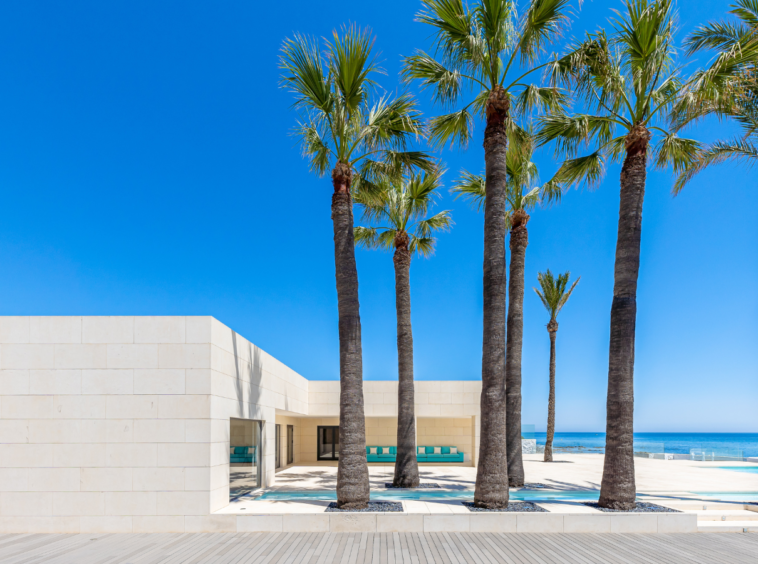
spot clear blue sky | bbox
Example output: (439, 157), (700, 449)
(0, 1), (755, 432)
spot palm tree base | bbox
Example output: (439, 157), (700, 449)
(598, 498), (636, 511)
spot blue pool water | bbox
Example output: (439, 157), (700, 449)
(715, 466), (758, 474)
(256, 489), (602, 502)
(536, 432), (758, 457)
(255, 489), (758, 502)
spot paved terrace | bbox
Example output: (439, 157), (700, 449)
(1, 531), (756, 563)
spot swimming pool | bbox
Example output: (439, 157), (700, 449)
(714, 466), (758, 474)
(255, 489), (603, 502)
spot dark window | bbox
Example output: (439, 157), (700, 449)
(317, 426), (340, 461)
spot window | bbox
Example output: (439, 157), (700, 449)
(229, 418), (262, 500)
(317, 426), (339, 461)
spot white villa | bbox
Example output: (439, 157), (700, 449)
(0, 316), (489, 533)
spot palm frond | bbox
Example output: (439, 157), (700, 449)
(513, 85), (569, 118)
(354, 226), (382, 249)
(686, 21), (752, 54)
(402, 52), (463, 105)
(451, 170), (486, 210)
(279, 33), (333, 113)
(360, 94), (425, 150)
(293, 122), (332, 176)
(428, 109), (474, 148)
(653, 132), (701, 174)
(328, 25), (379, 113)
(553, 151), (606, 188)
(673, 138), (758, 193)
(536, 114), (616, 157)
(519, 0), (572, 62)
(416, 210), (454, 238)
(409, 236), (437, 257)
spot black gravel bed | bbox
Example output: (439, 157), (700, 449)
(326, 501), (403, 513)
(384, 483), (441, 489)
(462, 501), (548, 512)
(583, 502), (680, 513)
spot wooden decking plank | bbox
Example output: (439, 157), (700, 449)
(490, 533), (546, 564)
(538, 534), (604, 564)
(230, 533), (276, 564)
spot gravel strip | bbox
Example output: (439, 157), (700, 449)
(519, 483), (550, 490)
(462, 501), (548, 512)
(384, 483), (441, 489)
(583, 502), (680, 513)
(326, 501), (403, 512)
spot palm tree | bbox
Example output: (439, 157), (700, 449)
(354, 170), (453, 488)
(537, 0), (701, 509)
(672, 0), (758, 191)
(280, 26), (433, 509)
(404, 0), (573, 509)
(533, 270), (579, 462)
(454, 132), (560, 487)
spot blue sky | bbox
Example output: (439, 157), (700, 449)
(0, 0), (755, 432)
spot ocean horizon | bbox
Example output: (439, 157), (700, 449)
(532, 432), (758, 457)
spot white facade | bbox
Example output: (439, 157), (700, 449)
(0, 316), (496, 533)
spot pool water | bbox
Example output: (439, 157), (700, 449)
(255, 489), (603, 502)
(714, 466), (758, 474)
(253, 488), (758, 503)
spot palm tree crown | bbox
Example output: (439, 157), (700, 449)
(672, 0), (758, 191)
(452, 132), (556, 227)
(404, 0), (573, 149)
(280, 25), (433, 187)
(534, 270), (580, 323)
(354, 170), (453, 255)
(538, 0), (700, 184)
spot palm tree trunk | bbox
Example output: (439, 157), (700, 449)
(474, 86), (510, 509)
(393, 232), (420, 488)
(544, 321), (558, 462)
(506, 210), (528, 487)
(598, 126), (650, 511)
(332, 161), (370, 510)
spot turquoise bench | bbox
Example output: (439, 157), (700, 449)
(366, 446), (396, 462)
(417, 446), (464, 463)
(230, 446), (256, 463)
(365, 446), (464, 463)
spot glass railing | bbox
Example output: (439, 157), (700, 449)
(690, 446), (744, 461)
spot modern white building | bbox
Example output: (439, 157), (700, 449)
(0, 316), (503, 533)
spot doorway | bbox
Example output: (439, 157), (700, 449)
(275, 424), (281, 469)
(317, 425), (339, 461)
(229, 418), (262, 500)
(287, 425), (294, 465)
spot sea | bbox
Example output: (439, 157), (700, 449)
(533, 432), (758, 458)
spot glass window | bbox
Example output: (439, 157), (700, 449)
(229, 418), (261, 500)
(317, 425), (340, 460)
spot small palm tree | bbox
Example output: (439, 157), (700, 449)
(533, 270), (579, 462)
(280, 26), (433, 509)
(672, 0), (758, 191)
(454, 132), (559, 487)
(404, 0), (574, 508)
(354, 170), (453, 488)
(537, 0), (701, 510)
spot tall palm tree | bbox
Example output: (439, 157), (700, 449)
(404, 0), (573, 508)
(537, 0), (701, 509)
(280, 26), (433, 509)
(354, 171), (453, 488)
(672, 0), (758, 191)
(454, 132), (560, 487)
(533, 270), (579, 462)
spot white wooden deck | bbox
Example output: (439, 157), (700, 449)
(1, 532), (756, 563)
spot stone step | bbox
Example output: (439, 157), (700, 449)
(695, 510), (758, 521)
(697, 521), (758, 533)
